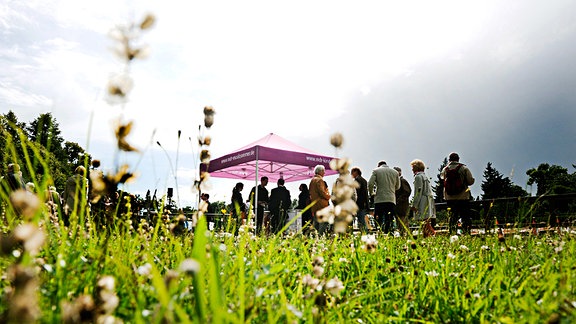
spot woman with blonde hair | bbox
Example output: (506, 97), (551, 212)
(410, 159), (436, 237)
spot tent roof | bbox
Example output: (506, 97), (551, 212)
(205, 133), (338, 183)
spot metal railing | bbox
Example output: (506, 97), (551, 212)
(434, 193), (576, 230)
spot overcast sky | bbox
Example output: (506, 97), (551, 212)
(2, 0), (575, 207)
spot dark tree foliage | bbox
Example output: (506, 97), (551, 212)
(481, 162), (527, 199)
(64, 141), (91, 172)
(527, 163), (576, 196)
(432, 157), (448, 203)
(1, 111), (29, 180)
(26, 112), (67, 162)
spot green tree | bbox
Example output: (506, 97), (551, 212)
(0, 111), (27, 170)
(481, 162), (527, 199)
(432, 157), (448, 203)
(526, 163), (576, 195)
(26, 112), (67, 163)
(64, 141), (91, 170)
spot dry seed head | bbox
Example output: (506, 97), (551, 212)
(203, 106), (215, 116)
(140, 14), (156, 30)
(200, 150), (211, 163)
(198, 135), (211, 146)
(330, 132), (344, 148)
(114, 120), (139, 152)
(106, 73), (133, 104)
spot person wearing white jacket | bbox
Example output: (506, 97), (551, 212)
(410, 159), (436, 236)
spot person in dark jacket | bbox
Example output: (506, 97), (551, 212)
(394, 166), (412, 235)
(351, 166), (370, 232)
(268, 178), (291, 234)
(297, 183), (313, 234)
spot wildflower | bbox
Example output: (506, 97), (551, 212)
(329, 157), (352, 175)
(6, 265), (41, 322)
(180, 258), (201, 274)
(450, 235), (459, 243)
(313, 266), (324, 278)
(97, 276), (116, 292)
(361, 234), (378, 252)
(315, 206), (335, 224)
(10, 189), (41, 220)
(137, 263), (152, 276)
(302, 274), (320, 289)
(325, 277), (345, 295)
(513, 234), (522, 240)
(425, 270), (439, 277)
(447, 253), (456, 259)
(62, 294), (96, 323)
(460, 245), (469, 251)
(312, 256), (324, 266)
(287, 304), (303, 318)
(14, 223), (46, 256)
(481, 245), (490, 250)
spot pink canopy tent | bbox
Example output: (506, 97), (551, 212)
(203, 133), (338, 183)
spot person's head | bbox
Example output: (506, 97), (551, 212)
(314, 165), (325, 176)
(393, 166), (402, 176)
(449, 152), (460, 162)
(351, 166), (362, 178)
(299, 183), (308, 191)
(377, 160), (387, 167)
(234, 182), (244, 191)
(261, 176), (269, 186)
(410, 159), (426, 172)
(277, 178), (285, 186)
(75, 165), (86, 176)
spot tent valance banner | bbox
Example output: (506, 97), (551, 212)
(203, 133), (338, 183)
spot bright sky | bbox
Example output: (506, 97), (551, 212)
(2, 0), (576, 207)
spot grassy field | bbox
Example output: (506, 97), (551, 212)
(1, 203), (575, 323)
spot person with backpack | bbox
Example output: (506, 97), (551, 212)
(441, 152), (475, 234)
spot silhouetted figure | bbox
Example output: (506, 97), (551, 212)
(269, 178), (291, 234)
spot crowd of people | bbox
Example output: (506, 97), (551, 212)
(3, 151), (475, 237)
(226, 152), (475, 237)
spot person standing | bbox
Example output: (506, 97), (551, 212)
(441, 152), (475, 234)
(368, 160), (400, 234)
(409, 160), (436, 237)
(297, 183), (313, 234)
(2, 163), (26, 194)
(231, 182), (246, 230)
(62, 165), (88, 225)
(309, 165), (331, 236)
(268, 178), (292, 234)
(393, 167), (412, 235)
(351, 166), (369, 233)
(249, 176), (269, 235)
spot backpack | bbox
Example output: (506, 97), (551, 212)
(444, 164), (465, 195)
